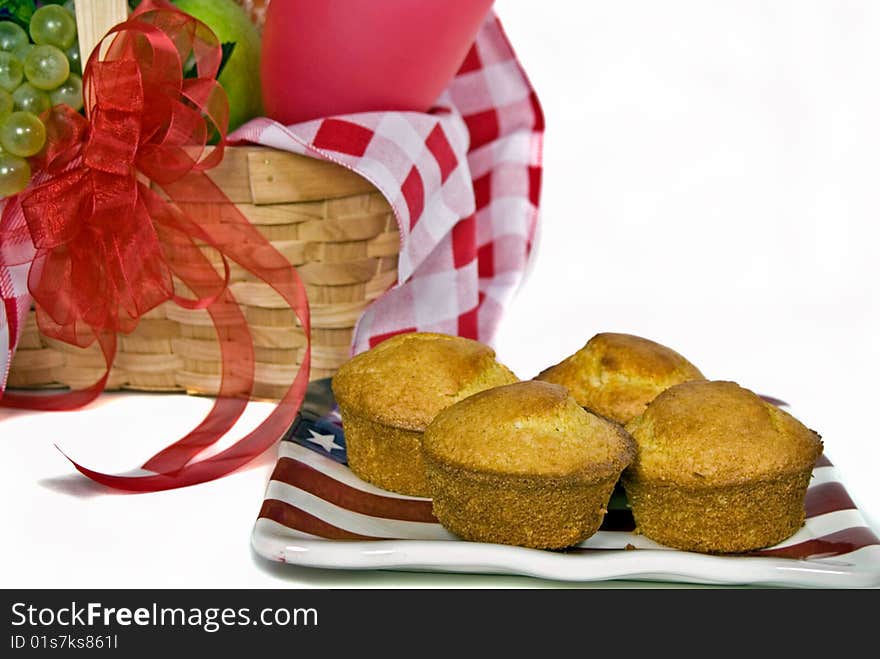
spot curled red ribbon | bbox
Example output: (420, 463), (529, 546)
(0, 1), (310, 491)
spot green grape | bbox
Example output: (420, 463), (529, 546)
(0, 88), (12, 119)
(0, 111), (47, 157)
(29, 5), (77, 50)
(0, 152), (31, 198)
(0, 52), (23, 92)
(65, 42), (81, 75)
(0, 22), (28, 53)
(13, 44), (35, 62)
(24, 45), (69, 91)
(49, 73), (82, 112)
(12, 83), (50, 115)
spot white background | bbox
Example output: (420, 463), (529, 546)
(1, 0), (877, 588)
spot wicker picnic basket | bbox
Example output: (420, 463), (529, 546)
(6, 1), (398, 400)
(6, 146), (399, 400)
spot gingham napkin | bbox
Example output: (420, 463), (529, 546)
(0, 11), (542, 393)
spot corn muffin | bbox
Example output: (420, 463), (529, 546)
(622, 380), (823, 553)
(423, 381), (635, 549)
(331, 332), (518, 496)
(536, 332), (704, 424)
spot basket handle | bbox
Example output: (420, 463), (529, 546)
(74, 0), (129, 63)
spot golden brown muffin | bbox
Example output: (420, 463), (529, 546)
(535, 332), (705, 424)
(423, 381), (635, 549)
(332, 332), (518, 496)
(622, 380), (823, 553)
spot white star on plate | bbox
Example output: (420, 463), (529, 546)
(306, 429), (344, 453)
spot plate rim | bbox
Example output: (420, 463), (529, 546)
(251, 518), (880, 588)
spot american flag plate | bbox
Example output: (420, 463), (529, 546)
(251, 379), (880, 587)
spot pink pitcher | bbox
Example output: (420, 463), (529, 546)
(262, 0), (495, 124)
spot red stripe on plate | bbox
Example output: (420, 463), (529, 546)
(259, 499), (381, 541)
(752, 526), (880, 559)
(805, 482), (856, 518)
(270, 458), (438, 523)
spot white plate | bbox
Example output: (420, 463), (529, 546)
(251, 381), (880, 588)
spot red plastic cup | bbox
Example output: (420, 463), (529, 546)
(261, 0), (495, 124)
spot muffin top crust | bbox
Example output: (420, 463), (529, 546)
(332, 332), (518, 431)
(536, 332), (705, 423)
(624, 380), (823, 487)
(423, 381), (635, 481)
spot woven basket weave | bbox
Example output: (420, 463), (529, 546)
(6, 145), (399, 400)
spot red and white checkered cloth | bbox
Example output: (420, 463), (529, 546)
(0, 193), (32, 393)
(0, 11), (542, 393)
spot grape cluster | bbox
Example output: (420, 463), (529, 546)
(0, 3), (83, 199)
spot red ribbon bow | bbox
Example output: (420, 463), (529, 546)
(0, 2), (310, 491)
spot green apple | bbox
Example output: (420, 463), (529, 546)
(173, 0), (262, 131)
